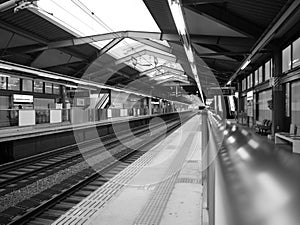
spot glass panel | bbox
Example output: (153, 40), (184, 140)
(22, 79), (33, 92)
(291, 81), (300, 124)
(254, 70), (259, 86)
(247, 76), (250, 89)
(286, 83), (290, 117)
(0, 76), (7, 89)
(259, 66), (263, 83)
(250, 73), (253, 87)
(242, 78), (246, 91)
(258, 89), (272, 122)
(53, 84), (60, 95)
(292, 37), (300, 68)
(34, 80), (44, 93)
(282, 45), (291, 72)
(45, 82), (53, 94)
(8, 77), (20, 91)
(265, 60), (271, 81)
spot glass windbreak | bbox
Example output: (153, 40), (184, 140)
(257, 90), (272, 122)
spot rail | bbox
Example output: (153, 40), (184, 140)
(202, 109), (300, 225)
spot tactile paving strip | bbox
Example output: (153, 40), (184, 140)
(133, 134), (196, 225)
(176, 177), (202, 184)
(52, 137), (172, 225)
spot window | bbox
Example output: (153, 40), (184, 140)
(291, 81), (300, 124)
(242, 78), (246, 91)
(259, 66), (263, 83)
(53, 84), (60, 95)
(282, 45), (292, 72)
(0, 76), (7, 89)
(258, 90), (272, 122)
(247, 76), (250, 89)
(254, 70), (259, 86)
(293, 37), (300, 68)
(265, 60), (271, 80)
(45, 82), (53, 94)
(22, 79), (33, 92)
(34, 80), (44, 93)
(286, 83), (290, 117)
(8, 77), (20, 91)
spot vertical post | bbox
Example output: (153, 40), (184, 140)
(202, 110), (213, 225)
(148, 97), (152, 116)
(272, 47), (285, 136)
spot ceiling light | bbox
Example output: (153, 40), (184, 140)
(168, 0), (186, 36)
(241, 59), (251, 70)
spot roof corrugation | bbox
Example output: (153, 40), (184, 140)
(0, 10), (73, 42)
(224, 0), (290, 28)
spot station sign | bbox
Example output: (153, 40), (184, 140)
(209, 87), (235, 96)
(247, 91), (253, 100)
(221, 88), (235, 96)
(13, 94), (33, 103)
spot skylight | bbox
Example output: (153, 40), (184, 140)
(34, 0), (188, 85)
(36, 0), (161, 49)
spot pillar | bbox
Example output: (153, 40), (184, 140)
(272, 47), (285, 136)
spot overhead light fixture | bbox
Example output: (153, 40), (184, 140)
(168, 0), (186, 36)
(241, 59), (251, 70)
(168, 0), (205, 103)
(0, 64), (13, 70)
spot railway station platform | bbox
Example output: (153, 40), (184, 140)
(52, 114), (204, 225)
(0, 115), (151, 143)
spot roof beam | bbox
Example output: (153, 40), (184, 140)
(227, 0), (300, 85)
(98, 38), (124, 57)
(0, 31), (254, 54)
(182, 0), (228, 5)
(195, 44), (244, 61)
(139, 65), (184, 76)
(186, 4), (264, 38)
(196, 51), (249, 57)
(189, 35), (254, 46)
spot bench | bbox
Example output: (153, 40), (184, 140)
(255, 119), (272, 135)
(275, 133), (300, 153)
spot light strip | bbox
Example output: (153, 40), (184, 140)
(241, 59), (251, 70)
(168, 0), (205, 103)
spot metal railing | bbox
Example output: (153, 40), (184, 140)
(202, 109), (300, 225)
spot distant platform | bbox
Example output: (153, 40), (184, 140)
(0, 115), (151, 143)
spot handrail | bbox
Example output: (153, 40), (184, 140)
(203, 110), (300, 225)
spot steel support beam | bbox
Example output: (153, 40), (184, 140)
(139, 65), (185, 76)
(98, 38), (124, 57)
(182, 0), (229, 5)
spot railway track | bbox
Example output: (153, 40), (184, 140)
(0, 117), (178, 195)
(0, 115), (194, 224)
